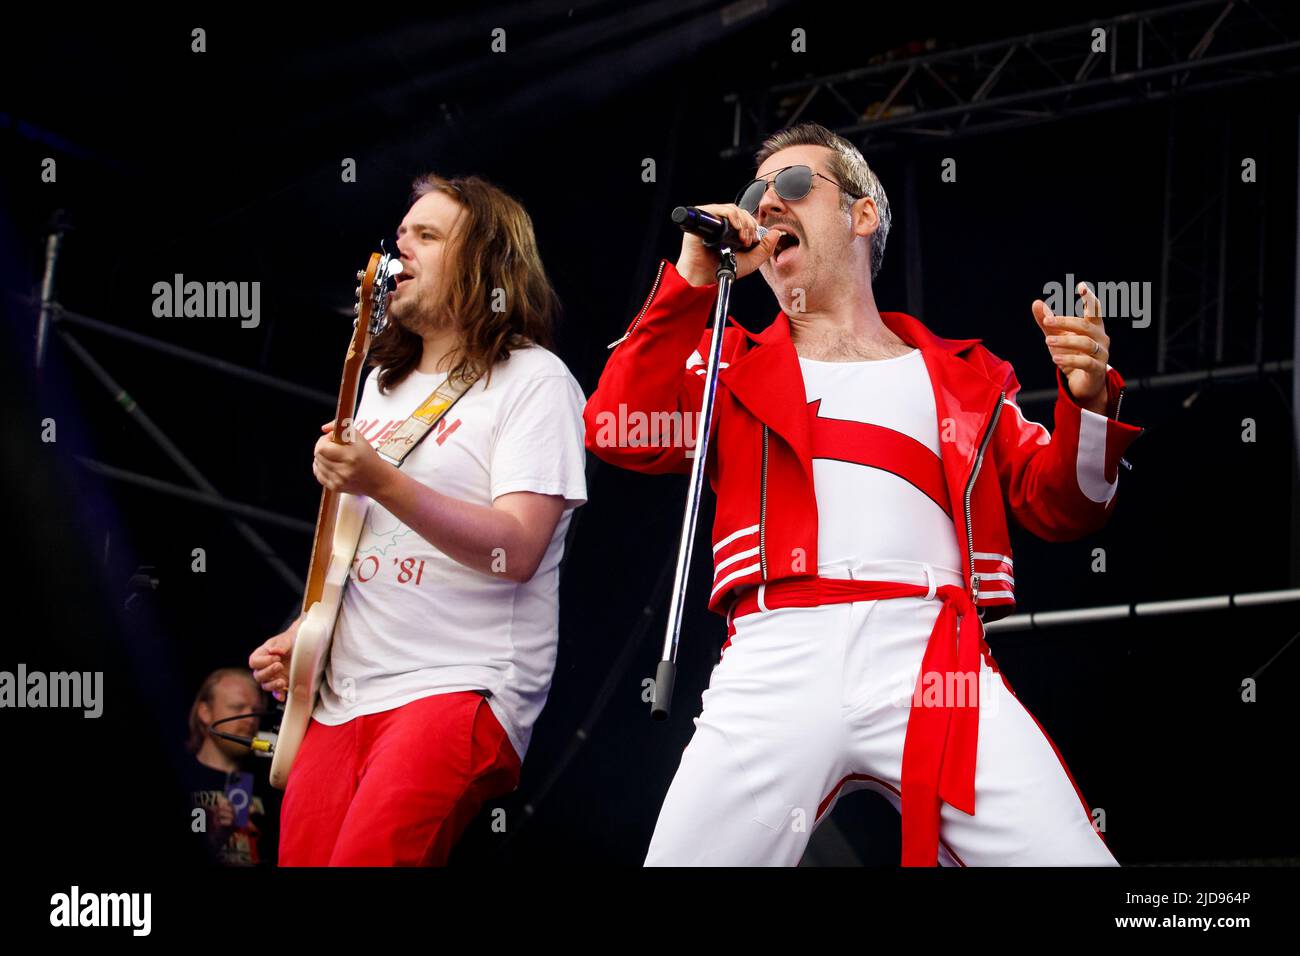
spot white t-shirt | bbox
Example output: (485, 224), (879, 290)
(313, 344), (588, 763)
(799, 349), (964, 581)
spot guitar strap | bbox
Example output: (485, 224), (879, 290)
(373, 368), (482, 466)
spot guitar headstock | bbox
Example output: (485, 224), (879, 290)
(353, 242), (400, 337)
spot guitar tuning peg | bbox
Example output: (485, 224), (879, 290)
(355, 285), (362, 297)
(353, 303), (360, 315)
(356, 270), (365, 281)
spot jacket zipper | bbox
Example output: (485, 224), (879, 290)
(965, 392), (1004, 603)
(607, 259), (668, 349)
(759, 424), (769, 578)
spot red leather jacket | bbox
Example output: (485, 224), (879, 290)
(584, 259), (1144, 622)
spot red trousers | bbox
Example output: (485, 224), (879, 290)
(278, 690), (521, 866)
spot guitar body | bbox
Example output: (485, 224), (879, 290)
(269, 491), (368, 789)
(269, 249), (396, 790)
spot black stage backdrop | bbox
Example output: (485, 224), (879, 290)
(2, 1), (1297, 919)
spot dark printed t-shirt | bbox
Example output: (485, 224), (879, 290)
(185, 757), (282, 866)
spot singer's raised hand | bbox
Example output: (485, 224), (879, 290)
(1031, 281), (1110, 415)
(675, 203), (785, 287)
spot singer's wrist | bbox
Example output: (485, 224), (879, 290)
(675, 256), (717, 288)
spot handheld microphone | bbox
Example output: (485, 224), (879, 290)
(671, 206), (767, 252)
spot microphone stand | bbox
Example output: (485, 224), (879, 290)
(652, 244), (738, 720)
(34, 212), (69, 378)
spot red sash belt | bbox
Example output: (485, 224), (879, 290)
(729, 576), (984, 867)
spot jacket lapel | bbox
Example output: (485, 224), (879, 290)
(718, 311), (813, 480)
(880, 312), (1003, 475)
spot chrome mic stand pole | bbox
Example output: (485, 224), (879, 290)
(34, 212), (69, 377)
(652, 245), (738, 720)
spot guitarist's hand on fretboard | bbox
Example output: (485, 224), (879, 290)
(314, 418), (394, 498)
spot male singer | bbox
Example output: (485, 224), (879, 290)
(585, 123), (1142, 865)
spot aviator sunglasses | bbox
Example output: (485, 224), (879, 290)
(734, 164), (856, 215)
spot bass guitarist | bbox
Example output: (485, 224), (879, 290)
(249, 173), (587, 866)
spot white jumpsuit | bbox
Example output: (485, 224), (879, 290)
(646, 352), (1117, 867)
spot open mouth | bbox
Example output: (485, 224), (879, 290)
(773, 231), (801, 265)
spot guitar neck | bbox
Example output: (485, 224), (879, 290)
(302, 252), (388, 610)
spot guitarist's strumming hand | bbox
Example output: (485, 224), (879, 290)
(249, 612), (304, 702)
(253, 421), (391, 703)
(313, 419), (396, 498)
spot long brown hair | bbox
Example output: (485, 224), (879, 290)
(368, 173), (559, 393)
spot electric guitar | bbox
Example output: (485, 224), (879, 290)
(269, 248), (397, 789)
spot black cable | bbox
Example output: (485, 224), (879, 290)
(207, 710), (281, 753)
